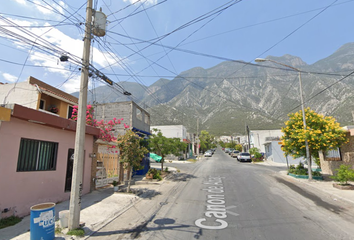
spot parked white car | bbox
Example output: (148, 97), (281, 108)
(238, 152), (251, 162)
(204, 151), (212, 157)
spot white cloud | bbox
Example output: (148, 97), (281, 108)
(123, 0), (157, 5)
(3, 73), (18, 82)
(62, 77), (81, 93)
(14, 0), (26, 5)
(33, 0), (67, 15)
(1, 18), (123, 92)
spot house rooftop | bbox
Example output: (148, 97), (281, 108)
(28, 76), (78, 104)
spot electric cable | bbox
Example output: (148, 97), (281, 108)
(273, 70), (354, 120)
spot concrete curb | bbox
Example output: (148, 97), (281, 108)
(278, 171), (354, 205)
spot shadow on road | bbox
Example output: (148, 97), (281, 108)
(117, 187), (161, 200)
(274, 176), (344, 214)
(90, 217), (197, 239)
(165, 172), (197, 182)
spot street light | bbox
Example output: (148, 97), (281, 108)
(255, 58), (312, 180)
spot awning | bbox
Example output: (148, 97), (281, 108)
(150, 153), (162, 162)
(132, 127), (151, 137)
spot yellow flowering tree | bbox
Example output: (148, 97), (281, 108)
(281, 108), (348, 172)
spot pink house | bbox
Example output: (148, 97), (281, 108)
(0, 104), (99, 218)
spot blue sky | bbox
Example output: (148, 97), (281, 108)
(0, 0), (353, 94)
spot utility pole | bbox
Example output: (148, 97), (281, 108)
(196, 118), (199, 159)
(246, 125), (251, 152)
(255, 58), (312, 180)
(68, 0), (93, 230)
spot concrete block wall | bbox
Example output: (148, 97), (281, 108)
(94, 101), (150, 137)
(94, 102), (132, 137)
(131, 102), (150, 133)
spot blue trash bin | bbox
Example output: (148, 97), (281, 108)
(30, 202), (56, 240)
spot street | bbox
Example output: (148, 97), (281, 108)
(88, 149), (354, 240)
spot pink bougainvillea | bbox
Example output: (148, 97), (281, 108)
(71, 105), (128, 142)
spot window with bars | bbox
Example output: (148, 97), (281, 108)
(325, 148), (342, 161)
(17, 138), (58, 171)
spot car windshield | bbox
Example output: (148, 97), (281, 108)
(241, 153), (250, 156)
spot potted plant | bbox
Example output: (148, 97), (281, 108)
(49, 106), (58, 114)
(112, 180), (119, 191)
(330, 165), (354, 190)
(146, 168), (155, 179)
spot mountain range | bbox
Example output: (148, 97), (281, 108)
(73, 42), (354, 136)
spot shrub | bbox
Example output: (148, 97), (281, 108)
(288, 162), (321, 176)
(249, 147), (260, 156)
(330, 165), (354, 184)
(148, 168), (158, 175)
(252, 152), (263, 162)
(148, 168), (162, 180)
(154, 171), (162, 180)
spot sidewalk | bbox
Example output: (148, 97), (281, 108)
(255, 159), (354, 205)
(0, 176), (168, 240)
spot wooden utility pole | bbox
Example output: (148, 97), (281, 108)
(68, 0), (93, 230)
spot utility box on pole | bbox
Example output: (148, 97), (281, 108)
(93, 9), (107, 37)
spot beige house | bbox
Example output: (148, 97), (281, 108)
(0, 76), (78, 119)
(319, 126), (354, 175)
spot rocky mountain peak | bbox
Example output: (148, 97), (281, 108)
(267, 54), (308, 68)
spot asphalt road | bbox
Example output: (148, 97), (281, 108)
(88, 149), (354, 240)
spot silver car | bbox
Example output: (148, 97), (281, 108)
(204, 151), (212, 157)
(238, 152), (251, 162)
(231, 150), (240, 158)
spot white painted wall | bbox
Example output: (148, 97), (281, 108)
(150, 125), (186, 140)
(0, 81), (38, 108)
(250, 129), (283, 153)
(264, 141), (304, 165)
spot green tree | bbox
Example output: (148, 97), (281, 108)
(225, 141), (236, 149)
(116, 130), (148, 192)
(148, 129), (185, 170)
(249, 147), (260, 155)
(235, 144), (242, 151)
(171, 138), (188, 159)
(199, 130), (215, 152)
(218, 140), (226, 148)
(281, 108), (348, 180)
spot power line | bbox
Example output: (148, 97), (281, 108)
(255, 0), (339, 59)
(175, 0), (354, 48)
(107, 0), (242, 64)
(108, 0), (167, 22)
(274, 70), (354, 120)
(100, 0), (167, 107)
(0, 12), (74, 24)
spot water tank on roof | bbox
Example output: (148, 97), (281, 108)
(93, 9), (107, 37)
